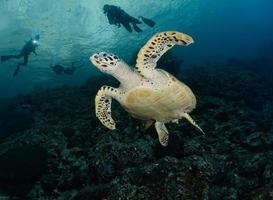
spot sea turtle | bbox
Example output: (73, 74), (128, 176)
(90, 31), (204, 146)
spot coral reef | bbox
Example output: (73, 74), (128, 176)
(0, 105), (34, 141)
(0, 61), (273, 200)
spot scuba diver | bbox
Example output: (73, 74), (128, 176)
(103, 4), (156, 33)
(50, 62), (78, 75)
(0, 35), (40, 77)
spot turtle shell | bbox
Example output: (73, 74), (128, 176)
(123, 72), (196, 122)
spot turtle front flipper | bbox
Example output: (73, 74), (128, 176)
(136, 31), (194, 78)
(95, 86), (120, 130)
(155, 122), (169, 146)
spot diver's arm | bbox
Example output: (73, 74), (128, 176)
(107, 14), (115, 25)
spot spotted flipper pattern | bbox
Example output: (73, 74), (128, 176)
(136, 31), (194, 78)
(95, 86), (119, 130)
(155, 121), (169, 146)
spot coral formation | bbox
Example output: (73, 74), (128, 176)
(0, 60), (273, 199)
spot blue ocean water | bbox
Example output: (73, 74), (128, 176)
(0, 0), (272, 97)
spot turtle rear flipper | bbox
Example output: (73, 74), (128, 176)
(155, 122), (169, 146)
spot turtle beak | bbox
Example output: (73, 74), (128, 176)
(90, 52), (118, 69)
(90, 53), (100, 66)
(90, 53), (108, 68)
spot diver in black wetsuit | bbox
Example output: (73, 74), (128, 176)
(50, 62), (77, 75)
(0, 35), (40, 77)
(103, 4), (156, 33)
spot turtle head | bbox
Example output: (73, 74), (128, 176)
(90, 52), (127, 75)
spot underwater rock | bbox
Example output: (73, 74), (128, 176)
(246, 181), (273, 200)
(263, 164), (273, 182)
(241, 131), (273, 150)
(56, 147), (89, 191)
(0, 107), (34, 140)
(72, 185), (111, 200)
(152, 128), (184, 159)
(40, 174), (59, 194)
(244, 132), (264, 149)
(90, 140), (154, 182)
(183, 137), (205, 155)
(225, 170), (260, 197)
(0, 64), (272, 199)
(209, 186), (238, 200)
(229, 122), (256, 144)
(0, 145), (48, 182)
(106, 156), (213, 199)
(61, 126), (76, 138)
(237, 153), (267, 177)
(0, 145), (48, 196)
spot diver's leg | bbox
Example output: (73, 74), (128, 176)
(122, 22), (132, 32)
(132, 23), (142, 32)
(22, 55), (29, 66)
(129, 16), (141, 24)
(13, 55), (28, 77)
(139, 16), (156, 27)
(0, 55), (12, 63)
(13, 64), (21, 77)
(1, 54), (22, 63)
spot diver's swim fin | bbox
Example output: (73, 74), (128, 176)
(132, 23), (142, 32)
(139, 16), (156, 27)
(1, 56), (11, 63)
